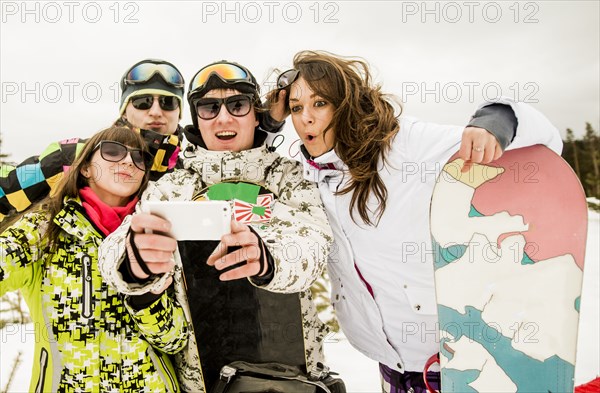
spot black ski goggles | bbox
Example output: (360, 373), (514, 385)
(189, 62), (256, 96)
(130, 95), (179, 111)
(124, 60), (184, 88)
(192, 94), (254, 120)
(91, 141), (150, 171)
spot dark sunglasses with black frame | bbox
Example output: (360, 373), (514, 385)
(276, 69), (300, 90)
(91, 141), (152, 171)
(192, 94), (254, 120)
(130, 94), (180, 111)
(276, 67), (326, 90)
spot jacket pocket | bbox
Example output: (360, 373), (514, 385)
(81, 254), (93, 318)
(34, 348), (49, 393)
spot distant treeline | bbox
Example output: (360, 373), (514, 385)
(561, 123), (600, 200)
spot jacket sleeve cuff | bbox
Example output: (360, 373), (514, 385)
(248, 227), (275, 286)
(260, 111), (286, 133)
(126, 292), (164, 311)
(467, 103), (518, 150)
(118, 256), (151, 285)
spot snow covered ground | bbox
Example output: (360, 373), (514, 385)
(1, 210), (598, 392)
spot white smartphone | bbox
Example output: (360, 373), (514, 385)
(142, 200), (231, 241)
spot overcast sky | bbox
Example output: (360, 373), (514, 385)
(1, 0), (598, 163)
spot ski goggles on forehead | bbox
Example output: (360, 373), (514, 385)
(189, 62), (255, 94)
(125, 62), (184, 88)
(130, 94), (179, 111)
(193, 94), (254, 120)
(91, 141), (150, 171)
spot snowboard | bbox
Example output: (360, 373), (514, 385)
(429, 145), (588, 392)
(179, 181), (308, 392)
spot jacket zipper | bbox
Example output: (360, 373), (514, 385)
(34, 348), (48, 393)
(156, 353), (177, 392)
(81, 254), (92, 318)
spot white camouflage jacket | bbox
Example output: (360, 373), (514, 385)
(98, 144), (333, 392)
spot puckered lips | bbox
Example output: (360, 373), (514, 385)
(304, 131), (321, 143)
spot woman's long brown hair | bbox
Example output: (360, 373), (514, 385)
(292, 51), (401, 226)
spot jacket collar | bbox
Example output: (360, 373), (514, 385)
(113, 117), (182, 175)
(300, 144), (346, 183)
(180, 143), (279, 185)
(54, 197), (103, 240)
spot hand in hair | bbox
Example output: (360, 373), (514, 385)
(458, 126), (503, 173)
(266, 89), (289, 122)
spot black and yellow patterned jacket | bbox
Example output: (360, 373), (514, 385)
(0, 196), (187, 392)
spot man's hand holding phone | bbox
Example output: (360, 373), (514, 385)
(207, 220), (270, 282)
(126, 201), (270, 285)
(127, 213), (178, 292)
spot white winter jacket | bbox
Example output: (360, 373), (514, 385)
(301, 98), (563, 372)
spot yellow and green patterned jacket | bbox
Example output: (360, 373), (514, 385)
(0, 197), (187, 392)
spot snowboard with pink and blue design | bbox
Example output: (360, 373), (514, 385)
(430, 145), (587, 392)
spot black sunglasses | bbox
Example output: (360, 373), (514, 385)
(276, 69), (300, 90)
(130, 94), (179, 111)
(277, 66), (328, 90)
(91, 141), (150, 171)
(193, 94), (254, 120)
